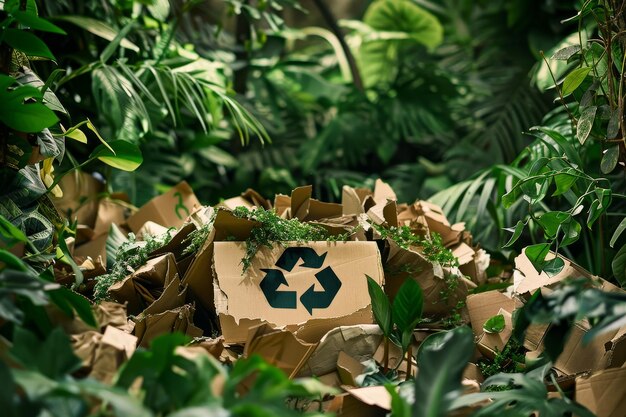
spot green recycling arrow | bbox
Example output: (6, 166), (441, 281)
(300, 266), (342, 315)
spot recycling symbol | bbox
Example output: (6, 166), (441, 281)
(260, 247), (342, 315)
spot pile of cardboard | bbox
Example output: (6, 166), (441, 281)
(51, 177), (626, 417)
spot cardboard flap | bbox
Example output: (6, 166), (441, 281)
(93, 199), (130, 238)
(476, 308), (513, 359)
(345, 386), (391, 411)
(134, 304), (203, 347)
(576, 367), (626, 417)
(373, 179), (396, 204)
(291, 185), (312, 220)
(366, 200), (398, 228)
(142, 275), (187, 317)
(466, 291), (515, 338)
(213, 209), (260, 241)
(303, 324), (382, 376)
(337, 351), (366, 386)
(108, 253), (180, 315)
(244, 324), (317, 378)
(127, 181), (200, 233)
(213, 242), (383, 344)
(342, 186), (366, 216)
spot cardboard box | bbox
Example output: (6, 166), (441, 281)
(476, 308), (512, 359)
(576, 367), (626, 417)
(126, 181), (200, 233)
(466, 291), (516, 338)
(212, 241), (384, 344)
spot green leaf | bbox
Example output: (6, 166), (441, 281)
(551, 44), (581, 60)
(553, 168), (579, 196)
(610, 218), (626, 248)
(0, 75), (59, 132)
(10, 327), (82, 379)
(483, 314), (505, 334)
(64, 127), (88, 143)
(52, 16), (139, 52)
(49, 287), (97, 328)
(90, 140), (143, 171)
(576, 105), (597, 145)
(543, 257), (565, 277)
(611, 244), (626, 287)
(537, 211), (570, 240)
(503, 220), (525, 248)
(392, 278), (423, 337)
(607, 108), (620, 139)
(0, 214), (28, 244)
(562, 67), (590, 96)
(367, 275), (392, 336)
(601, 145), (619, 174)
(560, 217), (581, 247)
(12, 11), (66, 34)
(100, 21), (136, 63)
(414, 327), (474, 417)
(3, 28), (55, 60)
(525, 244), (551, 274)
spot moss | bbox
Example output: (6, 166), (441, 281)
(477, 340), (526, 378)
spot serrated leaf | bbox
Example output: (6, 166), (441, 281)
(576, 105), (597, 145)
(562, 67), (590, 96)
(483, 314), (505, 334)
(601, 145), (619, 174)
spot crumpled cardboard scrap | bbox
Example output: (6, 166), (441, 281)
(576, 366), (626, 417)
(134, 303), (203, 347)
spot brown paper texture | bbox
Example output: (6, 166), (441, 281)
(127, 181), (201, 233)
(213, 241), (384, 344)
(576, 367), (626, 417)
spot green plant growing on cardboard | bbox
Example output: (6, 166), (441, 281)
(367, 275), (423, 380)
(232, 206), (351, 271)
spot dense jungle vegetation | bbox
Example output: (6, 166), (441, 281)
(2, 0), (626, 416)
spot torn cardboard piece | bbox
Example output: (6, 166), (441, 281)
(384, 240), (471, 318)
(53, 171), (104, 227)
(134, 304), (203, 347)
(90, 326), (137, 383)
(576, 367), (626, 417)
(243, 323), (317, 378)
(108, 253), (180, 315)
(341, 386), (391, 417)
(476, 308), (512, 359)
(275, 185), (343, 221)
(337, 351), (366, 386)
(466, 291), (516, 338)
(301, 324), (382, 377)
(93, 198), (131, 238)
(127, 181), (200, 233)
(213, 241), (384, 344)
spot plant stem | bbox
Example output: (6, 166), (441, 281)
(311, 0), (364, 92)
(383, 337), (389, 373)
(405, 344), (413, 381)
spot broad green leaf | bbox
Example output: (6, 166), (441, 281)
(601, 145), (619, 174)
(560, 218), (581, 247)
(414, 327), (474, 417)
(552, 168), (578, 196)
(576, 105), (597, 145)
(483, 314), (505, 334)
(10, 327), (82, 379)
(86, 119), (114, 153)
(0, 75), (58, 132)
(3, 28), (55, 60)
(611, 244), (626, 287)
(537, 211), (570, 240)
(49, 287), (97, 327)
(0, 249), (28, 270)
(561, 67), (590, 96)
(91, 140), (143, 171)
(610, 218), (626, 248)
(367, 275), (392, 336)
(503, 220), (525, 248)
(12, 11), (66, 34)
(392, 278), (423, 335)
(64, 127), (88, 143)
(543, 256), (565, 277)
(52, 16), (139, 52)
(525, 244), (550, 274)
